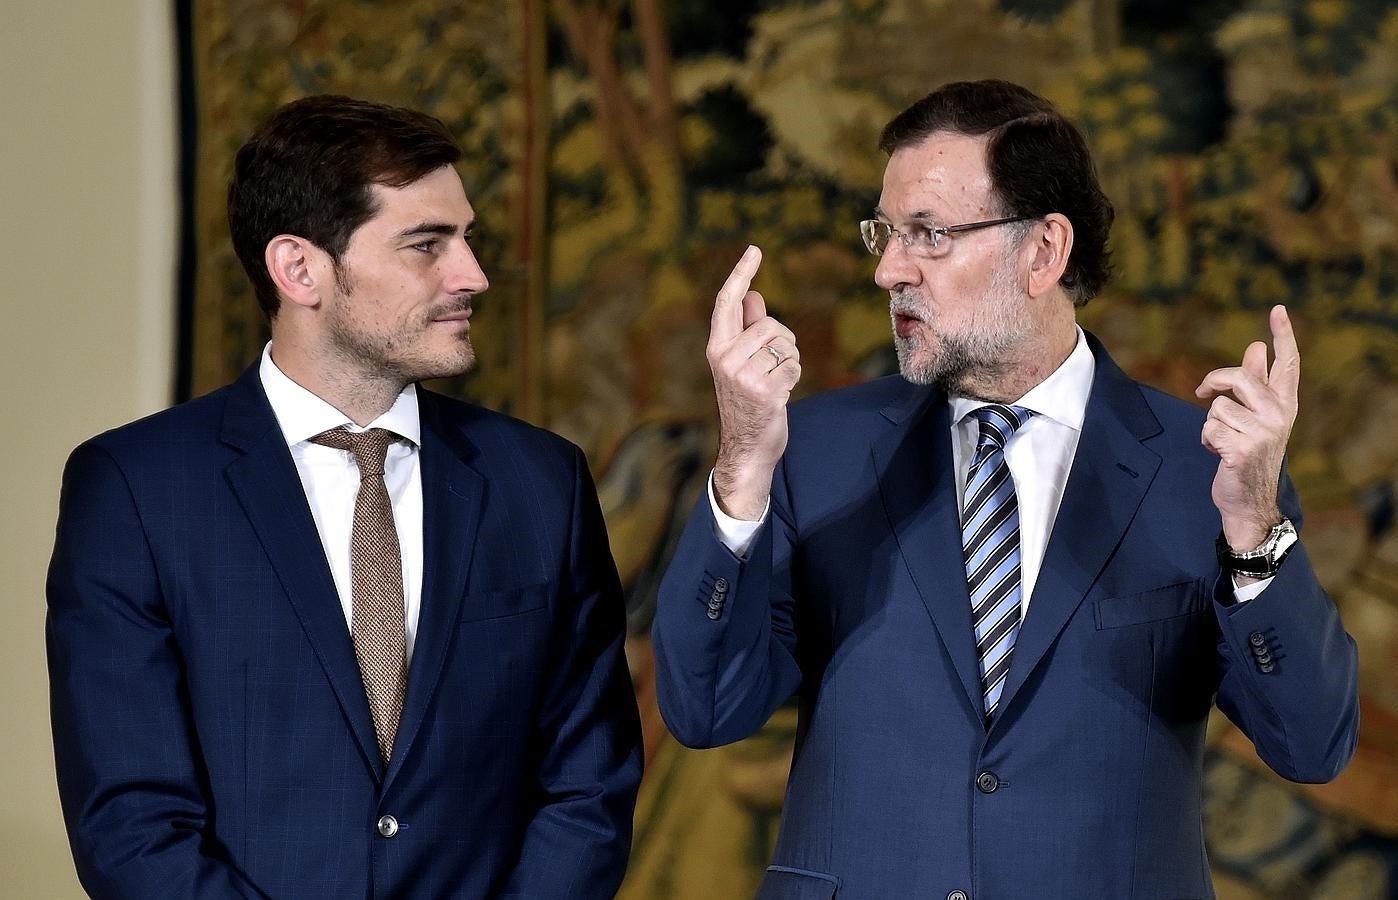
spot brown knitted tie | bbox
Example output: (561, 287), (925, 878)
(311, 426), (407, 764)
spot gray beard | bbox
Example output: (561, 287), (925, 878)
(894, 327), (1011, 398)
(890, 259), (1026, 398)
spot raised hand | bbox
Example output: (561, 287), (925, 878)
(707, 246), (802, 520)
(1194, 305), (1300, 552)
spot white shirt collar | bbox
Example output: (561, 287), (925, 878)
(950, 326), (1095, 432)
(258, 343), (421, 448)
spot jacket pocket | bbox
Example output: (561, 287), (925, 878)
(758, 865), (840, 899)
(1094, 577), (1207, 629)
(459, 581), (551, 623)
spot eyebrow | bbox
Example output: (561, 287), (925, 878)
(395, 220), (475, 240)
(872, 207), (940, 223)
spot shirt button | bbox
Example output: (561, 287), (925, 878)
(976, 771), (999, 794)
(948, 891), (969, 900)
(376, 814), (399, 838)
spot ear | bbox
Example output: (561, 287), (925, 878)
(264, 235), (332, 311)
(1025, 213), (1073, 300)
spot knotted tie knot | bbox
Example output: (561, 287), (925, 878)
(968, 404), (1033, 470)
(311, 427), (398, 477)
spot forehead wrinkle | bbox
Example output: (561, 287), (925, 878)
(369, 165), (472, 218)
(917, 168), (994, 220)
(884, 133), (997, 222)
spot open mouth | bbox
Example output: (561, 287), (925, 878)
(893, 311), (923, 337)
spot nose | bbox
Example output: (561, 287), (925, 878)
(873, 240), (920, 293)
(446, 242), (489, 295)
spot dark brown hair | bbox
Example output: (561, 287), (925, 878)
(227, 94), (462, 319)
(880, 80), (1113, 306)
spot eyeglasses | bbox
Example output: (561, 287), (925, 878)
(859, 215), (1032, 258)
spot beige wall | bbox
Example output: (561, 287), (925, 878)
(0, 1), (175, 895)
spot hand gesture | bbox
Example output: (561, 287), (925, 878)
(707, 246), (802, 520)
(1194, 305), (1300, 551)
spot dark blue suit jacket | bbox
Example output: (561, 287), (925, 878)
(48, 364), (642, 899)
(654, 335), (1358, 899)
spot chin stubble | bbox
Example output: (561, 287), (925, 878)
(326, 292), (477, 383)
(890, 256), (1026, 394)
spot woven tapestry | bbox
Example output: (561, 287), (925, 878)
(182, 2), (1398, 896)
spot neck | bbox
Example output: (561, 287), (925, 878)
(958, 314), (1078, 404)
(269, 336), (407, 427)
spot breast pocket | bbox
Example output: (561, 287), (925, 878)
(1094, 577), (1207, 629)
(443, 581), (555, 747)
(759, 866), (840, 900)
(458, 580), (551, 624)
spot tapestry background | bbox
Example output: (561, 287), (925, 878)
(182, 1), (1398, 896)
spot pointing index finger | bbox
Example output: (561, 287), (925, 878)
(1268, 305), (1300, 400)
(712, 245), (762, 343)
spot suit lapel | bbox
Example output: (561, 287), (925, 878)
(993, 335), (1162, 723)
(384, 390), (485, 786)
(219, 365), (384, 778)
(871, 385), (986, 718)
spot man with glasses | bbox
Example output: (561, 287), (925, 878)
(654, 79), (1357, 899)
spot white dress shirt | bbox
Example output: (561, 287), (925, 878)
(947, 329), (1092, 612)
(711, 328), (1268, 606)
(259, 344), (425, 661)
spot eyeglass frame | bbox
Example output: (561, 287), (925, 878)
(859, 214), (1033, 258)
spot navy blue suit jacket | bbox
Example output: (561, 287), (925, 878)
(48, 364), (642, 899)
(654, 335), (1358, 899)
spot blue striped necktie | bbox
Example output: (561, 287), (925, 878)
(962, 404), (1033, 722)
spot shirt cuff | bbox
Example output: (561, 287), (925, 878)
(1231, 574), (1273, 604)
(707, 470), (769, 559)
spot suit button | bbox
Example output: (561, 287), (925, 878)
(1260, 663), (1275, 673)
(1257, 650), (1273, 664)
(376, 814), (399, 838)
(948, 891), (969, 900)
(706, 608), (721, 620)
(976, 771), (999, 794)
(714, 577), (729, 594)
(1249, 632), (1266, 647)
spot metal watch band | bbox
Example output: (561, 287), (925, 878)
(1215, 518), (1298, 578)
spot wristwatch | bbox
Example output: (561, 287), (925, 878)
(1215, 518), (1298, 578)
